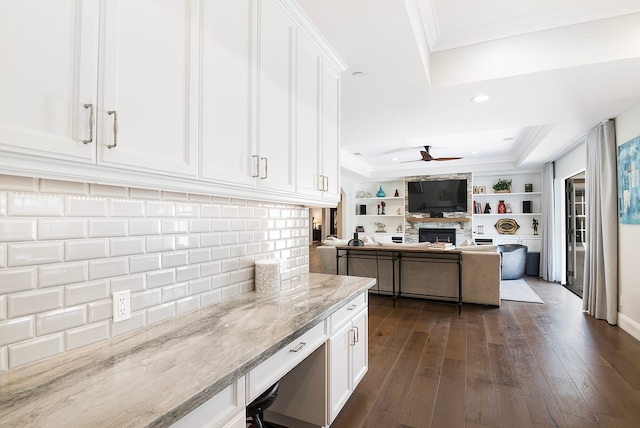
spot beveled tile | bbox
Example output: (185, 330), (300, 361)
(36, 306), (86, 335)
(65, 196), (109, 217)
(88, 219), (128, 238)
(38, 262), (88, 288)
(38, 218), (87, 240)
(175, 235), (199, 250)
(89, 184), (127, 198)
(176, 296), (200, 315)
(111, 312), (145, 337)
(88, 300), (112, 323)
(187, 278), (210, 295)
(129, 188), (160, 200)
(8, 333), (64, 368)
(200, 205), (220, 218)
(129, 219), (161, 236)
(111, 274), (145, 293)
(161, 283), (188, 303)
(39, 179), (87, 195)
(0, 219), (36, 241)
(131, 289), (161, 311)
(0, 244), (5, 268)
(8, 193), (64, 216)
(65, 239), (109, 261)
(161, 219), (188, 234)
(146, 236), (175, 253)
(200, 289), (221, 307)
(109, 199), (144, 217)
(129, 254), (161, 274)
(161, 251), (188, 269)
(145, 202), (175, 217)
(175, 204), (199, 217)
(176, 265), (199, 282)
(188, 219), (210, 233)
(146, 269), (175, 289)
(65, 280), (110, 306)
(88, 258), (128, 280)
(0, 175), (38, 191)
(7, 288), (64, 318)
(146, 302), (175, 325)
(110, 237), (144, 257)
(7, 242), (64, 267)
(0, 347), (6, 372)
(0, 317), (34, 346)
(66, 321), (110, 351)
(188, 248), (210, 264)
(0, 267), (37, 293)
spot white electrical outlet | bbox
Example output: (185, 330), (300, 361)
(112, 290), (131, 323)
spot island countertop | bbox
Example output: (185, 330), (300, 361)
(0, 273), (375, 427)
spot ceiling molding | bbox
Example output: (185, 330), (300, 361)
(514, 124), (555, 166)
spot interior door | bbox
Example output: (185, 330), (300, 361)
(565, 173), (586, 297)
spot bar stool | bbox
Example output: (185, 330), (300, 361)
(246, 382), (280, 428)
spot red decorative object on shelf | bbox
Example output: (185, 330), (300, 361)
(498, 200), (506, 214)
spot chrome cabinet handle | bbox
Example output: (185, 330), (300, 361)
(82, 104), (94, 144)
(252, 155), (259, 178)
(349, 329), (356, 347)
(347, 304), (357, 311)
(353, 325), (359, 343)
(290, 342), (306, 353)
(260, 157), (268, 179)
(324, 175), (329, 191)
(107, 110), (118, 149)
(318, 175), (325, 191)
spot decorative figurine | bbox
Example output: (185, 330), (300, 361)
(381, 201), (386, 215)
(397, 225), (402, 233)
(483, 202), (491, 214)
(375, 222), (386, 233)
(532, 218), (539, 235)
(377, 204), (380, 215)
(394, 189), (399, 197)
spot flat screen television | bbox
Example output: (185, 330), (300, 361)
(407, 179), (468, 213)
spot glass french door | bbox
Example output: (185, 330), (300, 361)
(565, 174), (586, 297)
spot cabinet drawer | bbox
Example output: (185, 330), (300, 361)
(247, 321), (326, 401)
(329, 292), (367, 335)
(171, 377), (245, 428)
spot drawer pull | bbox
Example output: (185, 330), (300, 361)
(290, 342), (306, 353)
(107, 110), (118, 149)
(347, 304), (357, 311)
(82, 103), (94, 144)
(353, 326), (359, 343)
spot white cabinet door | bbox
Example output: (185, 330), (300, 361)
(200, 0), (255, 187)
(257, 0), (295, 193)
(98, 0), (199, 178)
(329, 321), (352, 422)
(351, 308), (368, 388)
(321, 62), (341, 201)
(295, 30), (322, 198)
(0, 0), (99, 163)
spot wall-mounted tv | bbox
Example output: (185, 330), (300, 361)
(407, 179), (468, 213)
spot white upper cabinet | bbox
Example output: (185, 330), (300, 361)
(200, 0), (255, 187)
(257, 0), (295, 193)
(98, 0), (199, 177)
(0, 0), (99, 163)
(295, 30), (322, 198)
(321, 62), (341, 201)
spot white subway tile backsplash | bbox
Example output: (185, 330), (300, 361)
(8, 333), (64, 369)
(162, 251), (188, 269)
(162, 283), (188, 303)
(0, 175), (309, 370)
(66, 197), (109, 217)
(146, 202), (175, 217)
(8, 193), (64, 217)
(36, 306), (86, 336)
(111, 312), (145, 337)
(147, 303), (175, 325)
(88, 258), (128, 280)
(38, 218), (87, 240)
(109, 199), (144, 217)
(129, 254), (161, 274)
(88, 300), (112, 323)
(200, 289), (221, 307)
(176, 265), (199, 282)
(146, 236), (175, 253)
(176, 296), (200, 314)
(131, 289), (161, 311)
(188, 278), (210, 295)
(38, 262), (88, 288)
(129, 219), (161, 236)
(110, 237), (144, 257)
(8, 288), (64, 318)
(65, 280), (109, 306)
(0, 317), (34, 346)
(65, 239), (109, 261)
(111, 274), (145, 293)
(146, 269), (175, 289)
(175, 235), (199, 250)
(66, 321), (110, 351)
(88, 219), (128, 238)
(0, 175), (37, 191)
(0, 268), (37, 293)
(0, 219), (37, 241)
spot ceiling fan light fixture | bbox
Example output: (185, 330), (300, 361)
(471, 94), (490, 103)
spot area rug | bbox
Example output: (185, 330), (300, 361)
(500, 278), (544, 304)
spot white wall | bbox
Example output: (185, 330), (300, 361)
(615, 101), (640, 340)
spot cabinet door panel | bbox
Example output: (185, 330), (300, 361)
(351, 309), (368, 388)
(200, 0), (255, 187)
(295, 31), (322, 197)
(322, 63), (340, 200)
(329, 323), (352, 422)
(99, 0), (198, 177)
(0, 0), (98, 163)
(257, 0), (294, 192)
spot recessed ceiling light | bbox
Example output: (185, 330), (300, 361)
(391, 157), (399, 161)
(352, 71), (365, 78)
(471, 94), (490, 103)
(470, 150), (479, 155)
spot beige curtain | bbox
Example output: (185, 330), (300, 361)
(582, 120), (618, 324)
(540, 162), (557, 281)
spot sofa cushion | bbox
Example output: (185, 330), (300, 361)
(456, 245), (499, 252)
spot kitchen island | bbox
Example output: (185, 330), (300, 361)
(0, 273), (375, 427)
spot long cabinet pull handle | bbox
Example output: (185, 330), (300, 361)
(353, 325), (359, 343)
(107, 110), (118, 149)
(324, 175), (329, 191)
(260, 157), (268, 179)
(290, 342), (306, 353)
(319, 175), (325, 191)
(349, 329), (356, 347)
(82, 104), (94, 144)
(252, 155), (260, 178)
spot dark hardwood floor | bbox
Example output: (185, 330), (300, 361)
(308, 245), (640, 427)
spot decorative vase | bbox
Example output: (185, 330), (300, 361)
(498, 200), (506, 214)
(376, 186), (385, 197)
(506, 203), (512, 213)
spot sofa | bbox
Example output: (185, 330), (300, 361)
(317, 240), (501, 306)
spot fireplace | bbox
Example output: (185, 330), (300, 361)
(419, 228), (456, 244)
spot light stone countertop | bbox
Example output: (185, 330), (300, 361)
(0, 273), (375, 428)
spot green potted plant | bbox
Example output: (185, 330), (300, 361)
(493, 178), (512, 193)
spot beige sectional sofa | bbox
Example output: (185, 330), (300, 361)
(317, 241), (501, 306)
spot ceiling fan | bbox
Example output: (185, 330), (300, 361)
(401, 145), (463, 163)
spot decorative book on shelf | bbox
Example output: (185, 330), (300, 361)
(430, 242), (455, 249)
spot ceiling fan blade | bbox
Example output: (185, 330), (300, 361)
(433, 157), (463, 161)
(420, 150), (434, 161)
(400, 159), (425, 163)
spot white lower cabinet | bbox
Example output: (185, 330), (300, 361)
(328, 294), (368, 423)
(170, 377), (245, 428)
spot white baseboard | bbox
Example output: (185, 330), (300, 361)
(618, 312), (640, 342)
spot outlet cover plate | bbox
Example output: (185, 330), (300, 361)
(113, 290), (131, 323)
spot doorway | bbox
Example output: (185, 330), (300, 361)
(565, 172), (585, 297)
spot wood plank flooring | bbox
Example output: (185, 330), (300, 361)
(328, 277), (640, 428)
